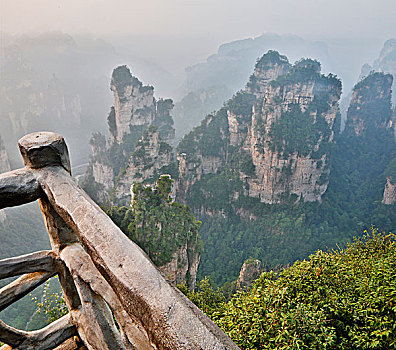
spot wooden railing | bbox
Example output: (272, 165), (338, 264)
(0, 132), (239, 350)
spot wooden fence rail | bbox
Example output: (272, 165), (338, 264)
(0, 132), (239, 350)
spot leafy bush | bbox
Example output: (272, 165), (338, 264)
(212, 229), (396, 349)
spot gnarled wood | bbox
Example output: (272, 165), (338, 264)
(0, 169), (42, 209)
(0, 132), (239, 350)
(0, 271), (55, 312)
(0, 250), (56, 279)
(36, 165), (239, 349)
(61, 243), (153, 350)
(18, 132), (71, 173)
(39, 198), (124, 350)
(0, 314), (76, 349)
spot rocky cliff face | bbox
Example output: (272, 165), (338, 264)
(361, 39), (396, 105)
(383, 177), (396, 204)
(0, 136), (11, 174)
(114, 126), (174, 204)
(344, 73), (393, 137)
(83, 68), (199, 286)
(242, 58), (340, 203)
(108, 66), (156, 145)
(177, 51), (342, 207)
(236, 259), (261, 291)
(83, 66), (175, 205)
(0, 136), (10, 224)
(342, 72), (395, 205)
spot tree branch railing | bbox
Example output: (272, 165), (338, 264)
(0, 132), (239, 350)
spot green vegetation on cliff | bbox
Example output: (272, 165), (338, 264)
(107, 176), (201, 268)
(176, 54), (395, 288)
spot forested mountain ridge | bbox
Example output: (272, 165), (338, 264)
(82, 51), (396, 287)
(175, 53), (396, 285)
(177, 52), (342, 207)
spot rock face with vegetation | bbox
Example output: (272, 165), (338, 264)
(236, 259), (261, 291)
(343, 72), (395, 205)
(344, 73), (393, 137)
(361, 38), (396, 105)
(177, 51), (342, 206)
(175, 54), (396, 287)
(0, 135), (11, 224)
(0, 135), (10, 174)
(83, 65), (175, 205)
(107, 175), (201, 288)
(82, 67), (200, 287)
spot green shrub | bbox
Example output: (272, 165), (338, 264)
(213, 229), (396, 349)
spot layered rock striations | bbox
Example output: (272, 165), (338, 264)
(177, 51), (342, 208)
(83, 65), (175, 205)
(114, 126), (174, 204)
(242, 58), (341, 203)
(83, 66), (201, 286)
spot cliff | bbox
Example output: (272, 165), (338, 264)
(361, 38), (396, 105)
(107, 176), (201, 288)
(344, 72), (393, 137)
(83, 65), (175, 205)
(0, 135), (11, 174)
(383, 157), (396, 205)
(0, 135), (10, 224)
(242, 57), (340, 203)
(83, 67), (199, 286)
(236, 259), (261, 291)
(113, 126), (174, 204)
(177, 51), (342, 207)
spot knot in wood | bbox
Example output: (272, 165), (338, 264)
(18, 132), (71, 173)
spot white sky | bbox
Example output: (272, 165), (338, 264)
(1, 0), (395, 42)
(1, 0), (395, 79)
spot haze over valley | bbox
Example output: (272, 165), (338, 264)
(1, 1), (396, 347)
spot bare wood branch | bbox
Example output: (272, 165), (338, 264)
(0, 250), (56, 279)
(0, 314), (76, 349)
(61, 243), (153, 350)
(37, 166), (239, 350)
(0, 271), (55, 312)
(0, 169), (42, 209)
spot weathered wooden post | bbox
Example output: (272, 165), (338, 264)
(0, 132), (240, 350)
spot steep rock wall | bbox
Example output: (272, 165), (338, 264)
(0, 136), (10, 224)
(114, 127), (173, 205)
(176, 52), (342, 206)
(244, 62), (341, 203)
(383, 177), (396, 205)
(84, 66), (175, 205)
(344, 73), (393, 136)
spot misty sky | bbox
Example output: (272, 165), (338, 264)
(1, 0), (395, 68)
(1, 0), (395, 40)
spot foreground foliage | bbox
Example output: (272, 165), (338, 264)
(209, 230), (396, 349)
(32, 230), (396, 349)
